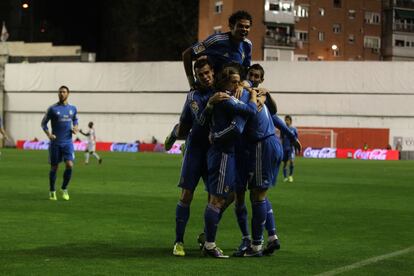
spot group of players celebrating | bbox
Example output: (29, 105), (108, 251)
(167, 11), (301, 258)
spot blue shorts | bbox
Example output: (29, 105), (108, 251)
(248, 136), (283, 190)
(283, 148), (295, 162)
(206, 147), (236, 197)
(49, 142), (75, 165)
(178, 141), (208, 192)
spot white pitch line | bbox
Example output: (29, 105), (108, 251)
(315, 245), (414, 276)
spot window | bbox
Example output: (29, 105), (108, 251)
(395, 39), (404, 46)
(333, 23), (341, 33)
(348, 10), (356, 19)
(215, 1), (223, 14)
(333, 0), (341, 8)
(348, 34), (355, 43)
(281, 2), (293, 12)
(297, 56), (308, 61)
(295, 5), (309, 18)
(296, 30), (308, 42)
(269, 3), (280, 11)
(333, 48), (340, 57)
(319, 8), (325, 16)
(365, 12), (380, 24)
(318, 32), (325, 41)
(266, 56), (279, 61)
(406, 41), (411, 47)
(213, 26), (222, 34)
(364, 36), (380, 49)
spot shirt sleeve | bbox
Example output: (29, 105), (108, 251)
(223, 96), (257, 118)
(72, 107), (79, 126)
(242, 42), (252, 68)
(191, 34), (218, 58)
(41, 107), (52, 131)
(272, 115), (296, 141)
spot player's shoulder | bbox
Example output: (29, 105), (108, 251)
(243, 37), (252, 46)
(203, 32), (230, 47)
(47, 103), (59, 111)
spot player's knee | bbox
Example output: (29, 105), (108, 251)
(209, 195), (226, 209)
(250, 189), (267, 202)
(180, 189), (194, 204)
(235, 192), (245, 206)
(50, 165), (58, 171)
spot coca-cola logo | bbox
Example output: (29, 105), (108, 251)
(303, 147), (336, 159)
(353, 149), (387, 160)
(73, 141), (88, 151)
(110, 143), (138, 152)
(23, 140), (50, 150)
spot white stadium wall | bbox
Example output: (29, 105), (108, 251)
(4, 61), (414, 148)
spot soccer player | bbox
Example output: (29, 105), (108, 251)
(281, 115), (298, 182)
(182, 10), (253, 89)
(41, 86), (78, 201)
(80, 121), (102, 165)
(202, 65), (257, 258)
(171, 59), (230, 257)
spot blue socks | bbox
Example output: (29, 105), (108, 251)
(265, 198), (276, 236)
(49, 169), (57, 191)
(289, 163), (294, 176)
(204, 203), (221, 243)
(61, 168), (72, 190)
(235, 204), (250, 238)
(175, 201), (190, 243)
(251, 200), (267, 245)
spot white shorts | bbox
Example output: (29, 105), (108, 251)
(87, 142), (96, 152)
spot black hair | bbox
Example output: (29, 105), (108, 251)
(285, 115), (292, 121)
(229, 10), (253, 27)
(59, 85), (70, 92)
(193, 58), (214, 72)
(248, 63), (265, 79)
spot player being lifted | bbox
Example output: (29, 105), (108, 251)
(182, 10), (253, 89)
(41, 86), (78, 201)
(281, 115), (298, 183)
(80, 121), (102, 165)
(171, 59), (230, 257)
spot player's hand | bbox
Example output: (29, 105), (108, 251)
(48, 134), (56, 140)
(255, 87), (269, 97)
(234, 85), (244, 99)
(293, 139), (302, 154)
(208, 92), (230, 105)
(72, 126), (79, 134)
(256, 95), (266, 111)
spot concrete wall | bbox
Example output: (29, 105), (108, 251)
(3, 61), (414, 148)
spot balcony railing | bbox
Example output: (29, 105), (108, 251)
(394, 22), (414, 32)
(264, 36), (295, 47)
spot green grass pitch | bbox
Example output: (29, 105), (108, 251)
(0, 148), (413, 275)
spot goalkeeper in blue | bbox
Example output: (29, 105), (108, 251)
(41, 86), (78, 201)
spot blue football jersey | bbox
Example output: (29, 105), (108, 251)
(280, 125), (298, 150)
(180, 88), (215, 145)
(191, 32), (252, 72)
(41, 103), (78, 144)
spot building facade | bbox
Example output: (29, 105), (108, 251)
(198, 0), (404, 61)
(382, 0), (414, 60)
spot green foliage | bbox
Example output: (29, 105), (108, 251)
(0, 149), (413, 275)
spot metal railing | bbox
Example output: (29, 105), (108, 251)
(264, 36), (296, 47)
(394, 22), (414, 32)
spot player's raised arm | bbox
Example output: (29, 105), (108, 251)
(182, 47), (196, 90)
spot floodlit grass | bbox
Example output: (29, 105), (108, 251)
(0, 149), (413, 275)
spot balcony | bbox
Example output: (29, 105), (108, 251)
(394, 22), (414, 32)
(394, 0), (414, 9)
(264, 36), (295, 48)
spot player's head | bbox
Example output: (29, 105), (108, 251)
(215, 63), (242, 92)
(58, 85), (70, 103)
(285, 115), (292, 126)
(229, 10), (252, 42)
(247, 64), (265, 87)
(194, 58), (214, 88)
(88, 121), (94, 128)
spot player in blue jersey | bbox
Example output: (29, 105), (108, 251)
(201, 65), (257, 258)
(281, 115), (298, 183)
(171, 59), (231, 257)
(182, 10), (253, 89)
(41, 86), (79, 201)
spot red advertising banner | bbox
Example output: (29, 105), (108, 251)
(304, 147), (399, 161)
